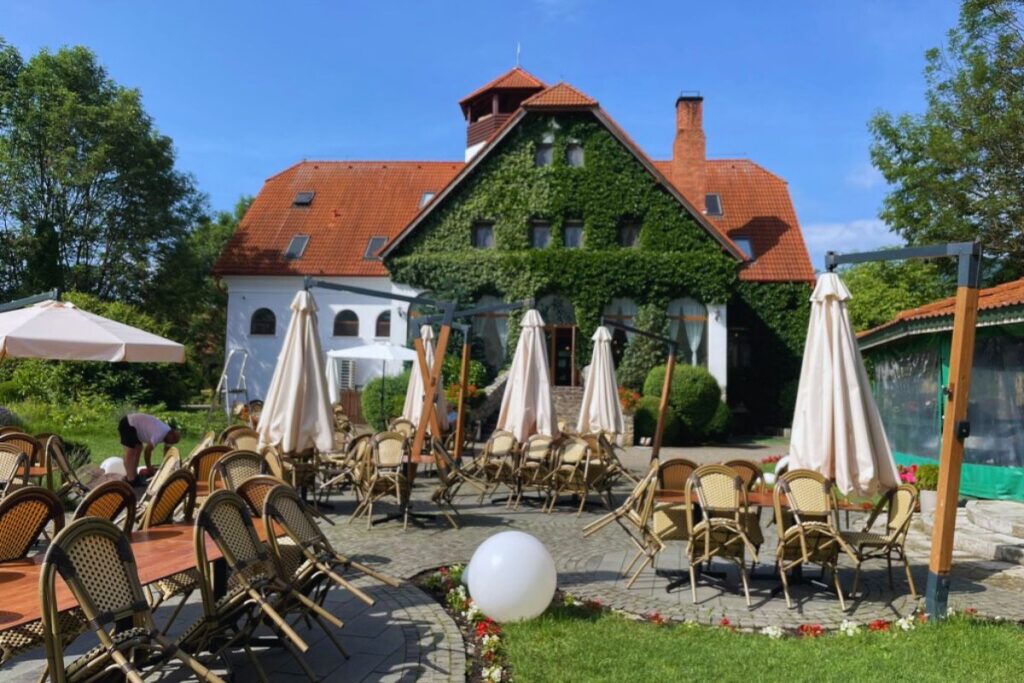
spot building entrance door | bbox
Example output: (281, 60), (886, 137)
(548, 325), (577, 386)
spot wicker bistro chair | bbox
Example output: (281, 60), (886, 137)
(138, 469), (199, 635)
(187, 432), (216, 460)
(514, 434), (555, 509)
(724, 459), (766, 556)
(0, 445), (29, 499)
(237, 475), (289, 519)
(217, 424), (252, 445)
(0, 487), (82, 668)
(73, 479), (137, 534)
(685, 464), (759, 606)
(135, 447), (180, 523)
(189, 445), (233, 503)
(317, 432), (372, 502)
(546, 437), (607, 516)
(215, 450), (266, 491)
(353, 432), (411, 530)
(0, 432), (43, 469)
(427, 440), (487, 528)
(471, 430), (519, 503)
(40, 518), (222, 683)
(43, 435), (90, 503)
(224, 427), (260, 453)
(774, 469), (857, 610)
(194, 491), (345, 679)
(842, 484), (920, 598)
(388, 418), (416, 440)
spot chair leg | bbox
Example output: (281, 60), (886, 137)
(243, 644), (270, 683)
(901, 551), (917, 598)
(626, 553), (653, 589)
(779, 560), (793, 609)
(887, 556), (894, 590)
(281, 636), (318, 682)
(622, 548), (644, 578)
(833, 564), (847, 611)
(160, 587), (195, 635)
(689, 562), (699, 604)
(315, 614), (350, 659)
(576, 490), (588, 517)
(366, 500), (373, 531)
(851, 563), (862, 598)
(738, 560), (752, 608)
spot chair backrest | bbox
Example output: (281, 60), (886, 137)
(138, 448), (180, 510)
(688, 464), (744, 515)
(0, 425), (24, 437)
(776, 469), (834, 522)
(372, 432), (407, 469)
(225, 427), (260, 452)
(41, 518), (153, 679)
(658, 458), (698, 491)
(486, 431), (517, 459)
(237, 475), (289, 518)
(885, 484), (919, 539)
(196, 490), (273, 583)
(74, 480), (136, 534)
(724, 460), (765, 492)
(263, 484), (326, 576)
(217, 423), (252, 445)
(558, 438), (590, 467)
(0, 445), (28, 492)
(140, 469), (197, 529)
(215, 450), (265, 491)
(43, 435), (79, 485)
(523, 435), (553, 464)
(0, 432), (42, 466)
(187, 432), (216, 460)
(0, 486), (64, 561)
(389, 418), (416, 438)
(189, 445), (233, 485)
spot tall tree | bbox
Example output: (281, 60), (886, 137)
(870, 0), (1024, 282)
(0, 41), (203, 301)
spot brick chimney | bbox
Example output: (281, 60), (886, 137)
(672, 95), (706, 213)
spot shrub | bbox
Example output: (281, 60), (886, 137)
(361, 371), (410, 431)
(915, 463), (940, 491)
(441, 354), (491, 389)
(643, 364), (722, 444)
(632, 395), (682, 445)
(705, 400), (732, 442)
(616, 304), (669, 392)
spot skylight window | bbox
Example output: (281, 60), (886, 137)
(420, 191), (436, 208)
(705, 193), (723, 216)
(733, 237), (755, 260)
(293, 191), (315, 207)
(364, 236), (387, 260)
(284, 234), (310, 260)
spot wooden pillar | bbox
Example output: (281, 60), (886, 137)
(651, 351), (676, 462)
(926, 285), (980, 618)
(410, 326), (450, 466)
(454, 339), (471, 460)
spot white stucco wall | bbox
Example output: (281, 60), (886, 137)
(222, 275), (420, 402)
(707, 302), (728, 399)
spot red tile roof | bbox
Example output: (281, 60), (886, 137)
(212, 161), (463, 277)
(860, 277), (1024, 340)
(654, 160), (814, 282)
(522, 82), (597, 109)
(458, 67), (545, 107)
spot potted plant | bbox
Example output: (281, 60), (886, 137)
(914, 464), (940, 515)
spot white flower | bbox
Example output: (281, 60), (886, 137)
(463, 603), (483, 622)
(481, 634), (501, 653)
(760, 625), (784, 639)
(482, 664), (503, 681)
(839, 619), (860, 637)
(895, 616), (915, 632)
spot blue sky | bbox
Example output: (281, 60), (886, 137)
(1, 0), (961, 270)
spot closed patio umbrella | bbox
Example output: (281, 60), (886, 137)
(577, 326), (625, 436)
(496, 309), (558, 442)
(258, 291), (333, 454)
(0, 300), (184, 363)
(789, 273), (899, 496)
(402, 325), (449, 431)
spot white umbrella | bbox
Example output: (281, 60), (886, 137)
(0, 300), (184, 362)
(326, 343), (418, 411)
(789, 273), (899, 496)
(577, 326), (625, 435)
(496, 309), (558, 442)
(402, 325), (449, 431)
(258, 291), (333, 454)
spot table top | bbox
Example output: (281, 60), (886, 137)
(28, 466), (47, 478)
(0, 521), (275, 632)
(654, 489), (870, 512)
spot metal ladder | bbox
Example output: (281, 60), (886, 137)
(212, 349), (249, 418)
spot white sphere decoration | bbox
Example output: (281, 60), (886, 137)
(467, 531), (556, 622)
(100, 457), (127, 477)
(461, 560), (471, 587)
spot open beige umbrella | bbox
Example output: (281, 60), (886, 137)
(402, 325), (449, 431)
(258, 291), (333, 454)
(0, 300), (184, 363)
(496, 309), (558, 442)
(789, 273), (899, 496)
(577, 326), (625, 436)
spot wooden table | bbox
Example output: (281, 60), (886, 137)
(0, 521), (275, 633)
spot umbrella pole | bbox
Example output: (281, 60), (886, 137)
(651, 350), (676, 462)
(380, 359), (386, 428)
(454, 338), (471, 461)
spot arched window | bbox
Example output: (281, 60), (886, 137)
(333, 310), (359, 337)
(603, 298), (637, 366)
(375, 311), (391, 338)
(250, 308), (276, 336)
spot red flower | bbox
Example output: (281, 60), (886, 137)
(918, 613), (928, 624)
(964, 608), (978, 617)
(647, 611), (666, 625)
(717, 617), (736, 632)
(475, 618), (502, 638)
(868, 619), (891, 632)
(585, 599), (603, 612)
(798, 623), (824, 638)
(760, 455), (782, 464)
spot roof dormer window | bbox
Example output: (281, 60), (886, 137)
(284, 234), (310, 260)
(420, 191), (436, 208)
(293, 191), (315, 207)
(705, 193), (723, 216)
(733, 236), (755, 260)
(364, 236), (387, 260)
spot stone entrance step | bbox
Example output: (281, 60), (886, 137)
(917, 507), (1024, 566)
(966, 500), (1024, 538)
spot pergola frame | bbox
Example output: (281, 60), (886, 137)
(826, 240), (982, 619)
(0, 289), (59, 313)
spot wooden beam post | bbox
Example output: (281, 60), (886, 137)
(410, 325), (450, 468)
(651, 350), (676, 462)
(926, 284), (980, 618)
(454, 339), (471, 461)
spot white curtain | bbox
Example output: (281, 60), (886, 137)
(668, 298), (706, 365)
(602, 298), (637, 340)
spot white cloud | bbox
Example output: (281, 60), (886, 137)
(802, 218), (901, 271)
(845, 163), (884, 189)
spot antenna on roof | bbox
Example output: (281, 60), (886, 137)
(515, 41), (521, 67)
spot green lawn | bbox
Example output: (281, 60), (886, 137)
(503, 607), (1024, 682)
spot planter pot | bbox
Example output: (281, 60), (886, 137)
(919, 489), (938, 516)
